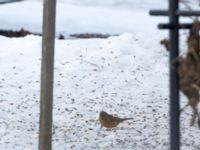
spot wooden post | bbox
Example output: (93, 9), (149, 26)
(39, 0), (56, 150)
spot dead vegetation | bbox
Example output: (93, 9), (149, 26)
(0, 28), (112, 39)
(178, 20), (200, 127)
(163, 20), (200, 127)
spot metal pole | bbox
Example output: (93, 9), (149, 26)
(169, 0), (180, 149)
(39, 0), (56, 149)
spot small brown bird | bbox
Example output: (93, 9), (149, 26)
(99, 111), (133, 128)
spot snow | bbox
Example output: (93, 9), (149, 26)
(0, 1), (168, 36)
(0, 0), (200, 150)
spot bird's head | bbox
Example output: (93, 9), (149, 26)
(100, 111), (108, 117)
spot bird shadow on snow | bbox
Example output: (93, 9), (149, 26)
(100, 126), (136, 131)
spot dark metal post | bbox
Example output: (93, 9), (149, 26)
(150, 1), (200, 150)
(39, 0), (56, 149)
(169, 0), (180, 149)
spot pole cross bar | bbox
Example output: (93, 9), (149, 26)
(158, 23), (193, 29)
(150, 10), (200, 16)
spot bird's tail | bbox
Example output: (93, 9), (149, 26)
(122, 118), (133, 121)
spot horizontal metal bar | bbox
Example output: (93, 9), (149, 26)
(150, 10), (200, 16)
(0, 0), (22, 4)
(176, 10), (200, 16)
(158, 23), (192, 29)
(149, 10), (168, 16)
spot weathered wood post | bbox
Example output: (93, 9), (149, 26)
(39, 0), (56, 149)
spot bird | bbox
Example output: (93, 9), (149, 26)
(99, 111), (133, 128)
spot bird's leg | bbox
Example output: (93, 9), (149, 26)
(105, 128), (114, 131)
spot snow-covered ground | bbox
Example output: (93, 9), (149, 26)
(0, 0), (200, 150)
